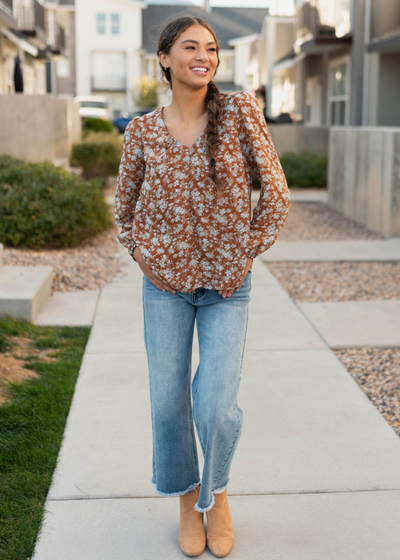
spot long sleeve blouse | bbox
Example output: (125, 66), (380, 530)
(114, 91), (290, 293)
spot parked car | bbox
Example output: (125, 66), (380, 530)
(113, 107), (155, 133)
(74, 96), (114, 121)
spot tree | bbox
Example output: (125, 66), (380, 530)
(132, 75), (158, 107)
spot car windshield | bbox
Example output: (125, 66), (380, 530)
(80, 101), (106, 109)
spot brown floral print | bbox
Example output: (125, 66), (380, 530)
(114, 91), (290, 293)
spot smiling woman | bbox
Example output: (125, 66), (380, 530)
(113, 14), (290, 558)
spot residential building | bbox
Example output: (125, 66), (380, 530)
(0, 0), (49, 94)
(75, 0), (145, 116)
(140, 3), (269, 105)
(264, 0), (400, 126)
(44, 0), (75, 98)
(0, 0), (69, 95)
(363, 0), (400, 126)
(0, 0), (18, 94)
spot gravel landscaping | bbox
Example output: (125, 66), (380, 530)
(334, 348), (400, 438)
(3, 225), (124, 293)
(267, 262), (400, 303)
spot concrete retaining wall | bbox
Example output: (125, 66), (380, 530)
(268, 125), (329, 156)
(0, 95), (81, 163)
(328, 127), (400, 237)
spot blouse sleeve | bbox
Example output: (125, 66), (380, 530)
(234, 92), (290, 259)
(114, 117), (146, 256)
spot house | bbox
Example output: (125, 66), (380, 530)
(264, 0), (400, 126)
(140, 2), (269, 105)
(74, 0), (145, 117)
(0, 0), (68, 94)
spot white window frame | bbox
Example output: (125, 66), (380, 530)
(111, 13), (120, 35)
(327, 54), (351, 126)
(96, 13), (106, 35)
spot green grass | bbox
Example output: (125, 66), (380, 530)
(0, 315), (90, 560)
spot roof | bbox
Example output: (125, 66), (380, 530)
(142, 5), (269, 52)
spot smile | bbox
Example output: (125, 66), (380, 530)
(191, 67), (209, 74)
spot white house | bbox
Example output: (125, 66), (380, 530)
(75, 0), (145, 115)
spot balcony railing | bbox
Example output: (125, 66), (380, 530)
(370, 0), (400, 41)
(16, 0), (47, 46)
(295, 0), (351, 43)
(91, 76), (126, 92)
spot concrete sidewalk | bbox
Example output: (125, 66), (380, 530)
(260, 238), (400, 262)
(299, 300), (400, 348)
(31, 250), (400, 559)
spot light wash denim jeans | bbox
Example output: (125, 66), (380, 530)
(142, 270), (252, 512)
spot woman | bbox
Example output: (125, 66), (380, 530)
(114, 15), (290, 558)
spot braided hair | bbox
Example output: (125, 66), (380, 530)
(157, 15), (223, 197)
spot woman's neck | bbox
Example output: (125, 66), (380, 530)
(165, 84), (209, 126)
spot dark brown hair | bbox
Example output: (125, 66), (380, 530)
(157, 15), (223, 196)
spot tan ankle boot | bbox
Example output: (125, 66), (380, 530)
(178, 486), (206, 556)
(206, 489), (234, 557)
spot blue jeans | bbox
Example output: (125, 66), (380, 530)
(142, 270), (252, 512)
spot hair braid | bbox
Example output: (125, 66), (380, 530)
(204, 80), (223, 197)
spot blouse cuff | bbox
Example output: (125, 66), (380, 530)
(128, 246), (137, 262)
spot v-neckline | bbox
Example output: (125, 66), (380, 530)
(159, 106), (208, 150)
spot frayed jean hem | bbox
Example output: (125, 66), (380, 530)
(151, 479), (201, 498)
(194, 483), (228, 513)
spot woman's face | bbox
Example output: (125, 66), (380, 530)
(160, 25), (219, 89)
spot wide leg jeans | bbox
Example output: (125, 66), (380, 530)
(142, 270), (252, 512)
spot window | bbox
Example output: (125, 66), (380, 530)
(91, 52), (126, 91)
(328, 58), (349, 125)
(111, 13), (120, 35)
(57, 59), (70, 78)
(96, 13), (106, 35)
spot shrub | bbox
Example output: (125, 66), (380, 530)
(70, 132), (123, 180)
(82, 117), (114, 138)
(0, 154), (112, 249)
(279, 151), (328, 189)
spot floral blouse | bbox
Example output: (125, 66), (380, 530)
(114, 91), (290, 293)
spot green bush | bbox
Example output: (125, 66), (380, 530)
(279, 151), (328, 189)
(70, 132), (123, 180)
(0, 154), (112, 249)
(82, 117), (114, 138)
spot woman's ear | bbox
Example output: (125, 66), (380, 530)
(159, 54), (168, 68)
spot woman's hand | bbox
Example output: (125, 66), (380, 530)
(218, 257), (253, 298)
(133, 247), (177, 293)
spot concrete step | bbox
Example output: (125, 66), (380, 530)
(34, 291), (100, 327)
(0, 266), (53, 322)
